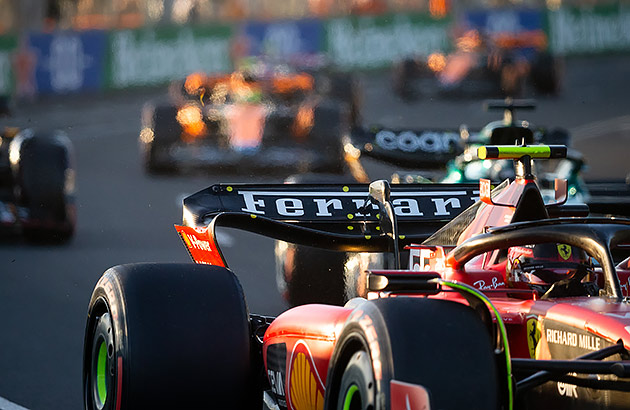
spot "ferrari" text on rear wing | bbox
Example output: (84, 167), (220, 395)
(176, 183), (479, 266)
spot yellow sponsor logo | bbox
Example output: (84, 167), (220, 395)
(181, 232), (192, 248)
(527, 317), (541, 358)
(557, 244), (572, 260)
(289, 342), (325, 410)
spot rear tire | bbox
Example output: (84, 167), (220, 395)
(530, 52), (562, 95)
(141, 104), (181, 174)
(318, 71), (361, 129)
(392, 58), (420, 102)
(275, 173), (357, 307)
(309, 101), (346, 174)
(325, 298), (500, 410)
(12, 130), (75, 243)
(83, 263), (259, 409)
(276, 241), (348, 307)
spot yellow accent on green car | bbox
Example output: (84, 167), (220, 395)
(478, 145), (551, 160)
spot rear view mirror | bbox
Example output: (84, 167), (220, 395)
(369, 180), (391, 205)
(368, 180), (400, 269)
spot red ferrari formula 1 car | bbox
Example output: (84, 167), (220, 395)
(83, 144), (630, 409)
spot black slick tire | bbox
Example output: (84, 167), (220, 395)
(83, 263), (259, 410)
(530, 52), (562, 95)
(275, 173), (357, 307)
(12, 130), (75, 242)
(142, 105), (181, 174)
(325, 298), (500, 410)
(309, 101), (346, 174)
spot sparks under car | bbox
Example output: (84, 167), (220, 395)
(84, 144), (630, 409)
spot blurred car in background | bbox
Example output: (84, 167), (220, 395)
(139, 64), (359, 175)
(276, 99), (630, 307)
(392, 20), (562, 101)
(345, 99), (629, 214)
(0, 97), (76, 242)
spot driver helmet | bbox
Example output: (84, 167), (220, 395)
(506, 243), (591, 287)
(229, 70), (263, 103)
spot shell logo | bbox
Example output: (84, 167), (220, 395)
(288, 341), (325, 410)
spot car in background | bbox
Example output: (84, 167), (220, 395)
(139, 65), (359, 175)
(345, 99), (629, 214)
(0, 101), (76, 243)
(276, 99), (629, 308)
(392, 9), (562, 101)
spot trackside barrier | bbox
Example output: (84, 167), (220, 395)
(547, 4), (630, 55)
(324, 13), (452, 70)
(1, 7), (630, 98)
(105, 24), (233, 89)
(0, 35), (17, 97)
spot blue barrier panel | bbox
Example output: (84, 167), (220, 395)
(464, 8), (544, 34)
(462, 8), (547, 59)
(29, 30), (107, 95)
(241, 19), (324, 66)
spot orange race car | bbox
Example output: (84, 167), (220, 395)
(139, 66), (359, 175)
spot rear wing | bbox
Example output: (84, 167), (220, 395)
(347, 125), (553, 170)
(347, 127), (464, 169)
(177, 183), (479, 266)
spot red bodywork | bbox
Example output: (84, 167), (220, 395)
(255, 174), (630, 409)
(176, 165), (630, 409)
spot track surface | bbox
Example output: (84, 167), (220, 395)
(1, 55), (629, 410)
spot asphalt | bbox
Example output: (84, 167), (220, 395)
(0, 55), (629, 410)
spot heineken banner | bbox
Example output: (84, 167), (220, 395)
(106, 24), (233, 89)
(325, 13), (451, 70)
(0, 35), (17, 96)
(548, 5), (630, 55)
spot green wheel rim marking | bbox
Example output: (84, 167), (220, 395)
(96, 340), (108, 404)
(343, 385), (359, 410)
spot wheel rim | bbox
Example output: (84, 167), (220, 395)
(95, 338), (108, 406)
(343, 384), (361, 410)
(89, 312), (113, 410)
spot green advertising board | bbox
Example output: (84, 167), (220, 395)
(325, 13), (451, 70)
(106, 24), (233, 89)
(0, 35), (17, 96)
(548, 4), (630, 55)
